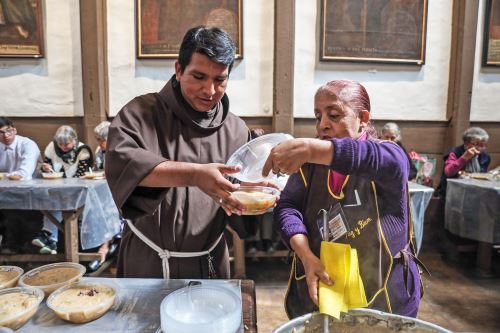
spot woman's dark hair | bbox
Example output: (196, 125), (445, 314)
(177, 26), (236, 74)
(0, 117), (14, 128)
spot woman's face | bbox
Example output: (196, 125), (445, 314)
(314, 92), (366, 140)
(57, 139), (76, 153)
(382, 130), (399, 142)
(466, 139), (487, 153)
(96, 136), (107, 151)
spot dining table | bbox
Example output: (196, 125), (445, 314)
(0, 178), (121, 263)
(16, 277), (257, 333)
(445, 178), (500, 273)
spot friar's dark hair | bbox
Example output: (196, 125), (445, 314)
(177, 26), (236, 73)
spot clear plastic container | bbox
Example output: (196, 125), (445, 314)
(41, 172), (64, 179)
(18, 262), (86, 297)
(226, 133), (293, 184)
(47, 281), (117, 323)
(161, 284), (242, 333)
(230, 186), (279, 215)
(0, 287), (44, 330)
(0, 266), (24, 289)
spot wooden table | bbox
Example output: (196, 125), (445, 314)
(17, 278), (257, 333)
(0, 178), (121, 264)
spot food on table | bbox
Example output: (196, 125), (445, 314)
(7, 174), (21, 181)
(0, 287), (44, 330)
(0, 266), (23, 289)
(41, 172), (64, 179)
(47, 282), (117, 323)
(19, 263), (86, 296)
(81, 171), (105, 179)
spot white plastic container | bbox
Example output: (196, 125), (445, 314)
(160, 284), (242, 333)
(226, 133), (293, 185)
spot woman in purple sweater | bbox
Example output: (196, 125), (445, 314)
(263, 80), (424, 319)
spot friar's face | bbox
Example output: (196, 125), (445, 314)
(175, 52), (229, 112)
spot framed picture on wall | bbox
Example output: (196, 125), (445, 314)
(320, 0), (428, 65)
(0, 0), (44, 58)
(136, 0), (243, 59)
(482, 0), (500, 66)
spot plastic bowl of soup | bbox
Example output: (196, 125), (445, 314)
(18, 262), (86, 297)
(82, 171), (105, 179)
(229, 186), (279, 215)
(0, 266), (24, 289)
(42, 172), (64, 179)
(47, 281), (117, 323)
(0, 287), (44, 330)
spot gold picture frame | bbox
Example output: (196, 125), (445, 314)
(482, 0), (500, 66)
(0, 0), (44, 58)
(136, 0), (243, 59)
(320, 0), (427, 65)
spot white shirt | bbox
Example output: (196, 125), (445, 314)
(0, 135), (40, 180)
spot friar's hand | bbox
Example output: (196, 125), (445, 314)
(194, 163), (245, 216)
(262, 139), (311, 177)
(302, 252), (333, 306)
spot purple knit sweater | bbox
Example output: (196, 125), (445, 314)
(275, 138), (410, 256)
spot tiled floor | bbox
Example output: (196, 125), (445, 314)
(244, 248), (500, 333)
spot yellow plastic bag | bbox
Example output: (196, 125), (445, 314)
(319, 242), (367, 319)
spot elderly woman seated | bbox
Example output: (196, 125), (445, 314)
(94, 120), (110, 170)
(32, 125), (93, 254)
(381, 122), (417, 180)
(437, 127), (490, 201)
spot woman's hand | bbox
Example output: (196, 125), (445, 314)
(42, 163), (53, 172)
(262, 138), (333, 177)
(193, 163), (245, 216)
(290, 234), (333, 306)
(262, 139), (312, 177)
(463, 147), (480, 161)
(302, 252), (333, 306)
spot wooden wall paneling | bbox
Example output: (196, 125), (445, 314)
(241, 117), (273, 135)
(10, 117), (84, 154)
(80, 0), (109, 150)
(446, 0), (478, 148)
(273, 0), (295, 134)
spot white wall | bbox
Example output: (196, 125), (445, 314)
(0, 0), (83, 117)
(107, 0), (274, 117)
(470, 0), (500, 122)
(293, 0), (453, 121)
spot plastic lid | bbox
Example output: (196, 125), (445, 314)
(160, 284), (242, 333)
(226, 133), (293, 184)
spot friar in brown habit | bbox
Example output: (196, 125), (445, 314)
(106, 26), (251, 279)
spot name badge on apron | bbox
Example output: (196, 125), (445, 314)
(317, 203), (350, 242)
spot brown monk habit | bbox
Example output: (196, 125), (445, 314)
(106, 75), (250, 279)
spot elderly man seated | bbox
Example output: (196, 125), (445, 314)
(0, 117), (40, 180)
(0, 117), (40, 252)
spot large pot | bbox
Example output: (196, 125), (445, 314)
(272, 309), (452, 333)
